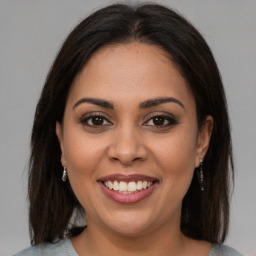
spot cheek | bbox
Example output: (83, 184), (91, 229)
(152, 130), (197, 189)
(62, 127), (106, 181)
(62, 133), (106, 209)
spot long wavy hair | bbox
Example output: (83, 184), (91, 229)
(28, 3), (233, 245)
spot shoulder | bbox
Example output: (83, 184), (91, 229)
(13, 238), (78, 256)
(210, 244), (243, 256)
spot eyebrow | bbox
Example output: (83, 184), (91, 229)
(72, 97), (184, 110)
(73, 98), (114, 109)
(139, 97), (185, 109)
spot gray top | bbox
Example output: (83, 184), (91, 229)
(14, 238), (243, 256)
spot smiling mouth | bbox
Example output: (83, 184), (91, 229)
(98, 174), (159, 203)
(103, 180), (155, 194)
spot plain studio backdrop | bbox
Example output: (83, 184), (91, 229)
(0, 0), (255, 255)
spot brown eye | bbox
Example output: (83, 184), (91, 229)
(143, 114), (177, 128)
(80, 115), (112, 127)
(91, 116), (104, 126)
(152, 116), (165, 126)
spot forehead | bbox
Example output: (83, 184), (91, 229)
(68, 42), (194, 108)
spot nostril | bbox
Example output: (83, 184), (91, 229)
(107, 132), (148, 164)
(132, 157), (142, 162)
(108, 152), (146, 166)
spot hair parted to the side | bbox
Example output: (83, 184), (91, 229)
(29, 3), (233, 245)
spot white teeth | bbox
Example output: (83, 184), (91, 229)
(103, 180), (154, 193)
(113, 181), (119, 191)
(107, 181), (113, 189)
(128, 181), (137, 192)
(119, 181), (128, 192)
(142, 181), (147, 189)
(137, 181), (143, 190)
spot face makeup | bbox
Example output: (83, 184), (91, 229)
(56, 42), (207, 237)
(98, 174), (159, 204)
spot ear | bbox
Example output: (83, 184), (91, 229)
(56, 122), (67, 167)
(195, 115), (213, 167)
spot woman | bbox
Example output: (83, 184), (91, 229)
(15, 3), (242, 256)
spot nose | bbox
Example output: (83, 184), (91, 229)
(107, 126), (148, 166)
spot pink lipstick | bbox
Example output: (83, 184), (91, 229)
(98, 174), (159, 204)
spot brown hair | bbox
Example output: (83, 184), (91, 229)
(29, 3), (233, 244)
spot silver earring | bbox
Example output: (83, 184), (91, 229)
(197, 158), (204, 191)
(62, 167), (68, 182)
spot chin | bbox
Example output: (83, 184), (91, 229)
(96, 208), (163, 237)
(108, 222), (154, 237)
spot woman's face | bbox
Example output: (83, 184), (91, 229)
(56, 42), (212, 236)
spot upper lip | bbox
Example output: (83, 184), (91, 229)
(98, 174), (159, 183)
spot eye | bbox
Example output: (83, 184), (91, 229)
(143, 114), (177, 128)
(80, 114), (112, 127)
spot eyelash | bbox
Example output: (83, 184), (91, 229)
(80, 114), (112, 128)
(79, 113), (178, 129)
(143, 114), (178, 128)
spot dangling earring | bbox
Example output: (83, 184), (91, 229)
(197, 158), (204, 191)
(62, 167), (68, 182)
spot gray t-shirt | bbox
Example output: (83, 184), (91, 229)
(13, 238), (243, 256)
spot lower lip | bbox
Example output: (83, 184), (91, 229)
(98, 182), (157, 204)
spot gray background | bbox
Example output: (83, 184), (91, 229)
(0, 0), (255, 255)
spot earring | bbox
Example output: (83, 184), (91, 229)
(62, 167), (68, 182)
(197, 158), (204, 191)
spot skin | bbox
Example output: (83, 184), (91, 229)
(56, 42), (213, 256)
